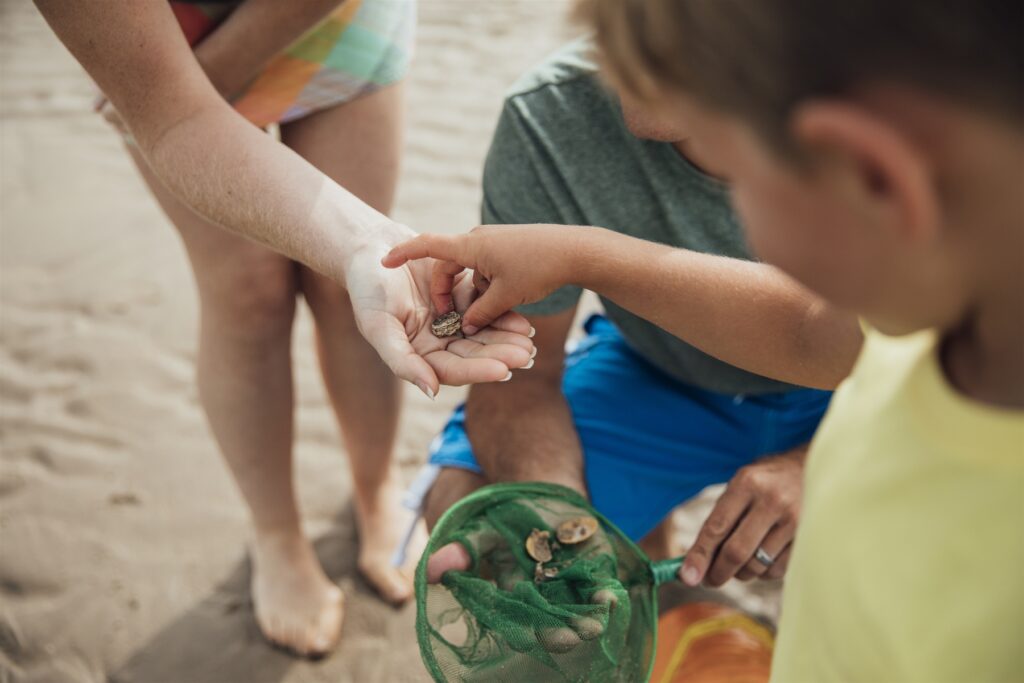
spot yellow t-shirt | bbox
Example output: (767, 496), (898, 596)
(771, 327), (1024, 683)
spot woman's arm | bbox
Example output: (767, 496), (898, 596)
(191, 0), (347, 99)
(37, 0), (387, 280)
(34, 0), (536, 393)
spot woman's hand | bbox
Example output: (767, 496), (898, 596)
(347, 227), (536, 398)
(381, 225), (588, 335)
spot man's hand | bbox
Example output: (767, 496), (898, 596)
(346, 234), (536, 398)
(381, 225), (590, 335)
(680, 446), (808, 587)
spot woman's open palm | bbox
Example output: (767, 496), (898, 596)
(345, 247), (535, 398)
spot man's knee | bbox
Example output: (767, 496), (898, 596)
(423, 468), (486, 531)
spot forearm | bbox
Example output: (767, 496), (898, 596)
(35, 0), (400, 284)
(145, 103), (400, 282)
(465, 379), (586, 496)
(193, 0), (345, 98)
(573, 227), (862, 389)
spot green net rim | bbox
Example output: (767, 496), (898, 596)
(414, 481), (661, 683)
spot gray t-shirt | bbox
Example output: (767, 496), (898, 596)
(481, 42), (795, 395)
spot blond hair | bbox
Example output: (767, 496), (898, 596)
(575, 0), (1023, 152)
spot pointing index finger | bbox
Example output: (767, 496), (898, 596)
(431, 259), (464, 314)
(381, 233), (467, 268)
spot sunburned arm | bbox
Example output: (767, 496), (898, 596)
(465, 309), (587, 495)
(192, 0), (345, 98)
(35, 0), (395, 283)
(384, 225), (863, 390)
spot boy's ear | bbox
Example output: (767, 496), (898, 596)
(791, 101), (939, 244)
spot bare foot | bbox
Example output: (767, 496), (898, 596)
(250, 529), (344, 657)
(354, 474), (421, 605)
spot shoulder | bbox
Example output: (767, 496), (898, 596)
(494, 38), (619, 143)
(481, 40), (614, 224)
(504, 38), (602, 100)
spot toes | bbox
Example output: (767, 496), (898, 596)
(312, 590), (345, 654)
(253, 585), (345, 658)
(361, 563), (413, 605)
(258, 614), (289, 650)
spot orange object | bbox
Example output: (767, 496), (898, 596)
(651, 602), (774, 683)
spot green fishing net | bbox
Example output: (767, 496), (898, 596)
(415, 482), (683, 683)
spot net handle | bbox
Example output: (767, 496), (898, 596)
(650, 555), (686, 586)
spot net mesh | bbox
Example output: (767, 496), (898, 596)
(415, 482), (660, 683)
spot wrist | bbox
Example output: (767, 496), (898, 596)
(342, 219), (415, 286)
(777, 445), (810, 465)
(568, 226), (618, 290)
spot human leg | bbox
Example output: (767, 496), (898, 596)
(127, 147), (342, 656)
(280, 84), (418, 604)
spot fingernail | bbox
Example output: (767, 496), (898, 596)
(416, 381), (435, 400)
(500, 371), (513, 382)
(463, 325), (479, 335)
(529, 326), (536, 338)
(530, 347), (537, 359)
(682, 566), (700, 586)
(523, 359), (535, 369)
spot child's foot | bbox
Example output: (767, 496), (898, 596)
(354, 476), (423, 605)
(250, 529), (344, 657)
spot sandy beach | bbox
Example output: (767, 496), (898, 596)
(0, 2), (779, 681)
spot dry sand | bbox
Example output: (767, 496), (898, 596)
(0, 2), (779, 681)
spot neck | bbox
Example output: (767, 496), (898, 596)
(936, 110), (1024, 409)
(671, 140), (728, 181)
(942, 262), (1024, 410)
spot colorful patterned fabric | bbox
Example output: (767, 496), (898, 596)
(170, 0), (415, 127)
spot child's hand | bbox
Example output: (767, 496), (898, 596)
(381, 225), (586, 334)
(347, 236), (535, 398)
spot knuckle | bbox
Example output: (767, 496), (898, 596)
(733, 466), (755, 487)
(761, 488), (785, 509)
(704, 515), (732, 538)
(721, 545), (749, 567)
(686, 543), (711, 561)
(778, 507), (799, 526)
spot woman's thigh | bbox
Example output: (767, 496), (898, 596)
(280, 83), (404, 215)
(280, 83), (404, 307)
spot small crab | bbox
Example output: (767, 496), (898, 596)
(430, 311), (463, 338)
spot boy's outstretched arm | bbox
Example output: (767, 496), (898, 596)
(383, 225), (863, 390)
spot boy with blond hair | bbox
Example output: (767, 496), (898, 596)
(386, 0), (1024, 678)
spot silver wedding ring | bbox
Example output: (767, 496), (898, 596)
(754, 547), (776, 567)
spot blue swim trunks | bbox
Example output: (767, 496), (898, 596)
(428, 315), (833, 541)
